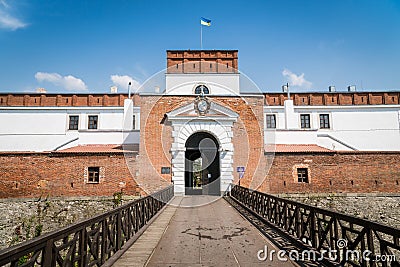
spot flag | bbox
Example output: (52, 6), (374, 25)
(200, 17), (211, 26)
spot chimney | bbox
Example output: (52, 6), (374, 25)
(110, 86), (118, 93)
(328, 86), (336, 92)
(347, 85), (356, 92)
(36, 88), (47, 93)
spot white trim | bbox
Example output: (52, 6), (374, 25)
(265, 113), (278, 130)
(318, 113), (332, 130)
(299, 113), (312, 129)
(66, 114), (80, 132)
(166, 100), (238, 196)
(87, 114), (100, 130)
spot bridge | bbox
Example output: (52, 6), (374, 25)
(0, 186), (399, 267)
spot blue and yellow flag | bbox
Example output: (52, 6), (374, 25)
(200, 17), (211, 26)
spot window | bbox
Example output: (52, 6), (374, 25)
(300, 114), (310, 129)
(297, 168), (309, 183)
(161, 167), (171, 174)
(132, 115), (136, 130)
(319, 114), (330, 129)
(88, 115), (98, 129)
(266, 114), (276, 129)
(194, 85), (209, 95)
(88, 167), (100, 183)
(68, 115), (79, 130)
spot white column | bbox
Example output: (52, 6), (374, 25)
(123, 99), (133, 130)
(284, 100), (297, 129)
(171, 150), (185, 196)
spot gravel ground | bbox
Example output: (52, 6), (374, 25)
(283, 195), (400, 229)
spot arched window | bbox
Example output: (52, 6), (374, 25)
(194, 85), (209, 95)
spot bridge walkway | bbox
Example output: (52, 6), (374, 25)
(113, 196), (296, 267)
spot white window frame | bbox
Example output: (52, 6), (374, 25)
(265, 113), (277, 129)
(300, 114), (311, 129)
(67, 114), (80, 131)
(87, 114), (99, 130)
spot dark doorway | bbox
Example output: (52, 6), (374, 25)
(185, 132), (220, 195)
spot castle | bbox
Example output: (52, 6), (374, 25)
(0, 50), (399, 198)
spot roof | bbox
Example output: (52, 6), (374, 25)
(55, 144), (139, 154)
(265, 144), (333, 153)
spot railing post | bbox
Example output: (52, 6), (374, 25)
(101, 219), (107, 264)
(116, 211), (122, 251)
(310, 210), (317, 248)
(42, 239), (53, 266)
(79, 229), (87, 267)
(142, 200), (145, 226)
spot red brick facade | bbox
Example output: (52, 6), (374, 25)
(262, 152), (400, 194)
(138, 95), (265, 192)
(1, 91), (398, 108)
(166, 50), (238, 73)
(1, 149), (399, 198)
(0, 93), (141, 107)
(264, 92), (400, 106)
(0, 152), (141, 198)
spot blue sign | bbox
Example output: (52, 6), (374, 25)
(237, 166), (245, 172)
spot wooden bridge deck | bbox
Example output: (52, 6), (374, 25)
(112, 196), (296, 267)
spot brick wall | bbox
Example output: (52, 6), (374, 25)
(263, 152), (400, 194)
(166, 50), (238, 74)
(0, 94), (128, 107)
(264, 92), (400, 106)
(0, 152), (141, 198)
(1, 150), (399, 198)
(138, 95), (266, 191)
(1, 92), (399, 107)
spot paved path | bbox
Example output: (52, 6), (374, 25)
(114, 196), (296, 267)
(112, 197), (182, 267)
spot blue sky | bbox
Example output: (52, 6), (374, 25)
(0, 0), (399, 93)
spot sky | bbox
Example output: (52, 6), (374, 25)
(0, 0), (400, 94)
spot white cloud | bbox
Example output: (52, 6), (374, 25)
(110, 75), (141, 92)
(35, 72), (88, 91)
(0, 0), (10, 8)
(0, 1), (27, 30)
(282, 69), (312, 89)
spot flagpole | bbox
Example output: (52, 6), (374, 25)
(200, 24), (203, 50)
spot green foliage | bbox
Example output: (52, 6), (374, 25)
(8, 197), (51, 247)
(18, 255), (29, 265)
(113, 191), (124, 207)
(34, 224), (43, 237)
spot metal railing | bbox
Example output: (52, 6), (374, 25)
(230, 185), (400, 266)
(0, 185), (173, 267)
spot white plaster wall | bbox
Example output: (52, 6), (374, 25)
(0, 111), (66, 134)
(0, 133), (79, 152)
(264, 105), (400, 151)
(271, 130), (318, 145)
(78, 131), (123, 145)
(165, 73), (240, 95)
(317, 130), (400, 151)
(0, 107), (130, 151)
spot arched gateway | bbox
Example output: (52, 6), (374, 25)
(185, 132), (220, 195)
(166, 101), (238, 196)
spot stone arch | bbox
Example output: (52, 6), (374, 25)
(176, 121), (233, 152)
